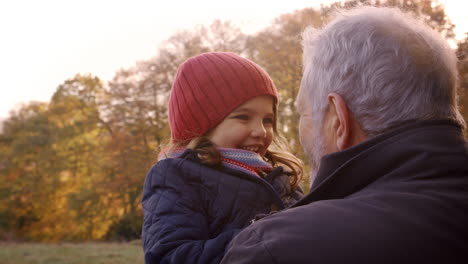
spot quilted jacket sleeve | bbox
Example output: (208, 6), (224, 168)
(142, 159), (241, 264)
(267, 169), (304, 208)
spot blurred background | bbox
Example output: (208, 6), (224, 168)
(0, 0), (466, 258)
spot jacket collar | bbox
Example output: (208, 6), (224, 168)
(293, 119), (465, 207)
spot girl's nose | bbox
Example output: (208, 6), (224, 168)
(251, 123), (267, 138)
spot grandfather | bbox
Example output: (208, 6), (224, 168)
(221, 6), (468, 264)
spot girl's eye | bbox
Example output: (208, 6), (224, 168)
(234, 114), (249, 120)
(263, 117), (274, 124)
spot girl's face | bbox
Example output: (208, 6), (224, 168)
(207, 95), (275, 157)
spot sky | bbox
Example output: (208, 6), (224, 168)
(0, 0), (466, 120)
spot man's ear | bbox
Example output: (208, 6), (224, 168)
(327, 93), (351, 150)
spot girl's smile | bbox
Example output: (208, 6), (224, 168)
(207, 95), (275, 157)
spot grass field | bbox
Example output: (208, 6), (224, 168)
(0, 241), (144, 264)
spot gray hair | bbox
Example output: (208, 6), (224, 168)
(301, 6), (465, 137)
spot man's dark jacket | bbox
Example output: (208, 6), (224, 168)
(221, 120), (468, 264)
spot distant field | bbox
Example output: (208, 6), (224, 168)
(0, 241), (144, 264)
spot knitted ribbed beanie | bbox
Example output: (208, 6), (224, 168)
(169, 52), (278, 142)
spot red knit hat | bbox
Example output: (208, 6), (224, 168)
(169, 52), (278, 142)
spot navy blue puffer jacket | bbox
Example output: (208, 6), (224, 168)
(142, 149), (302, 264)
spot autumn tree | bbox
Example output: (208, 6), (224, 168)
(456, 34), (468, 136)
(45, 74), (114, 241)
(0, 74), (115, 241)
(0, 102), (54, 240)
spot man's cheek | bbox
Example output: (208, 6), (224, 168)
(299, 117), (313, 155)
(298, 118), (307, 147)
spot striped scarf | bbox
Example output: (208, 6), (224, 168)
(160, 148), (273, 178)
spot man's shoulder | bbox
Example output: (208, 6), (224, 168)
(223, 191), (468, 263)
(222, 198), (373, 263)
(254, 197), (383, 237)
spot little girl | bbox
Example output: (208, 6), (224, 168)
(142, 52), (303, 264)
